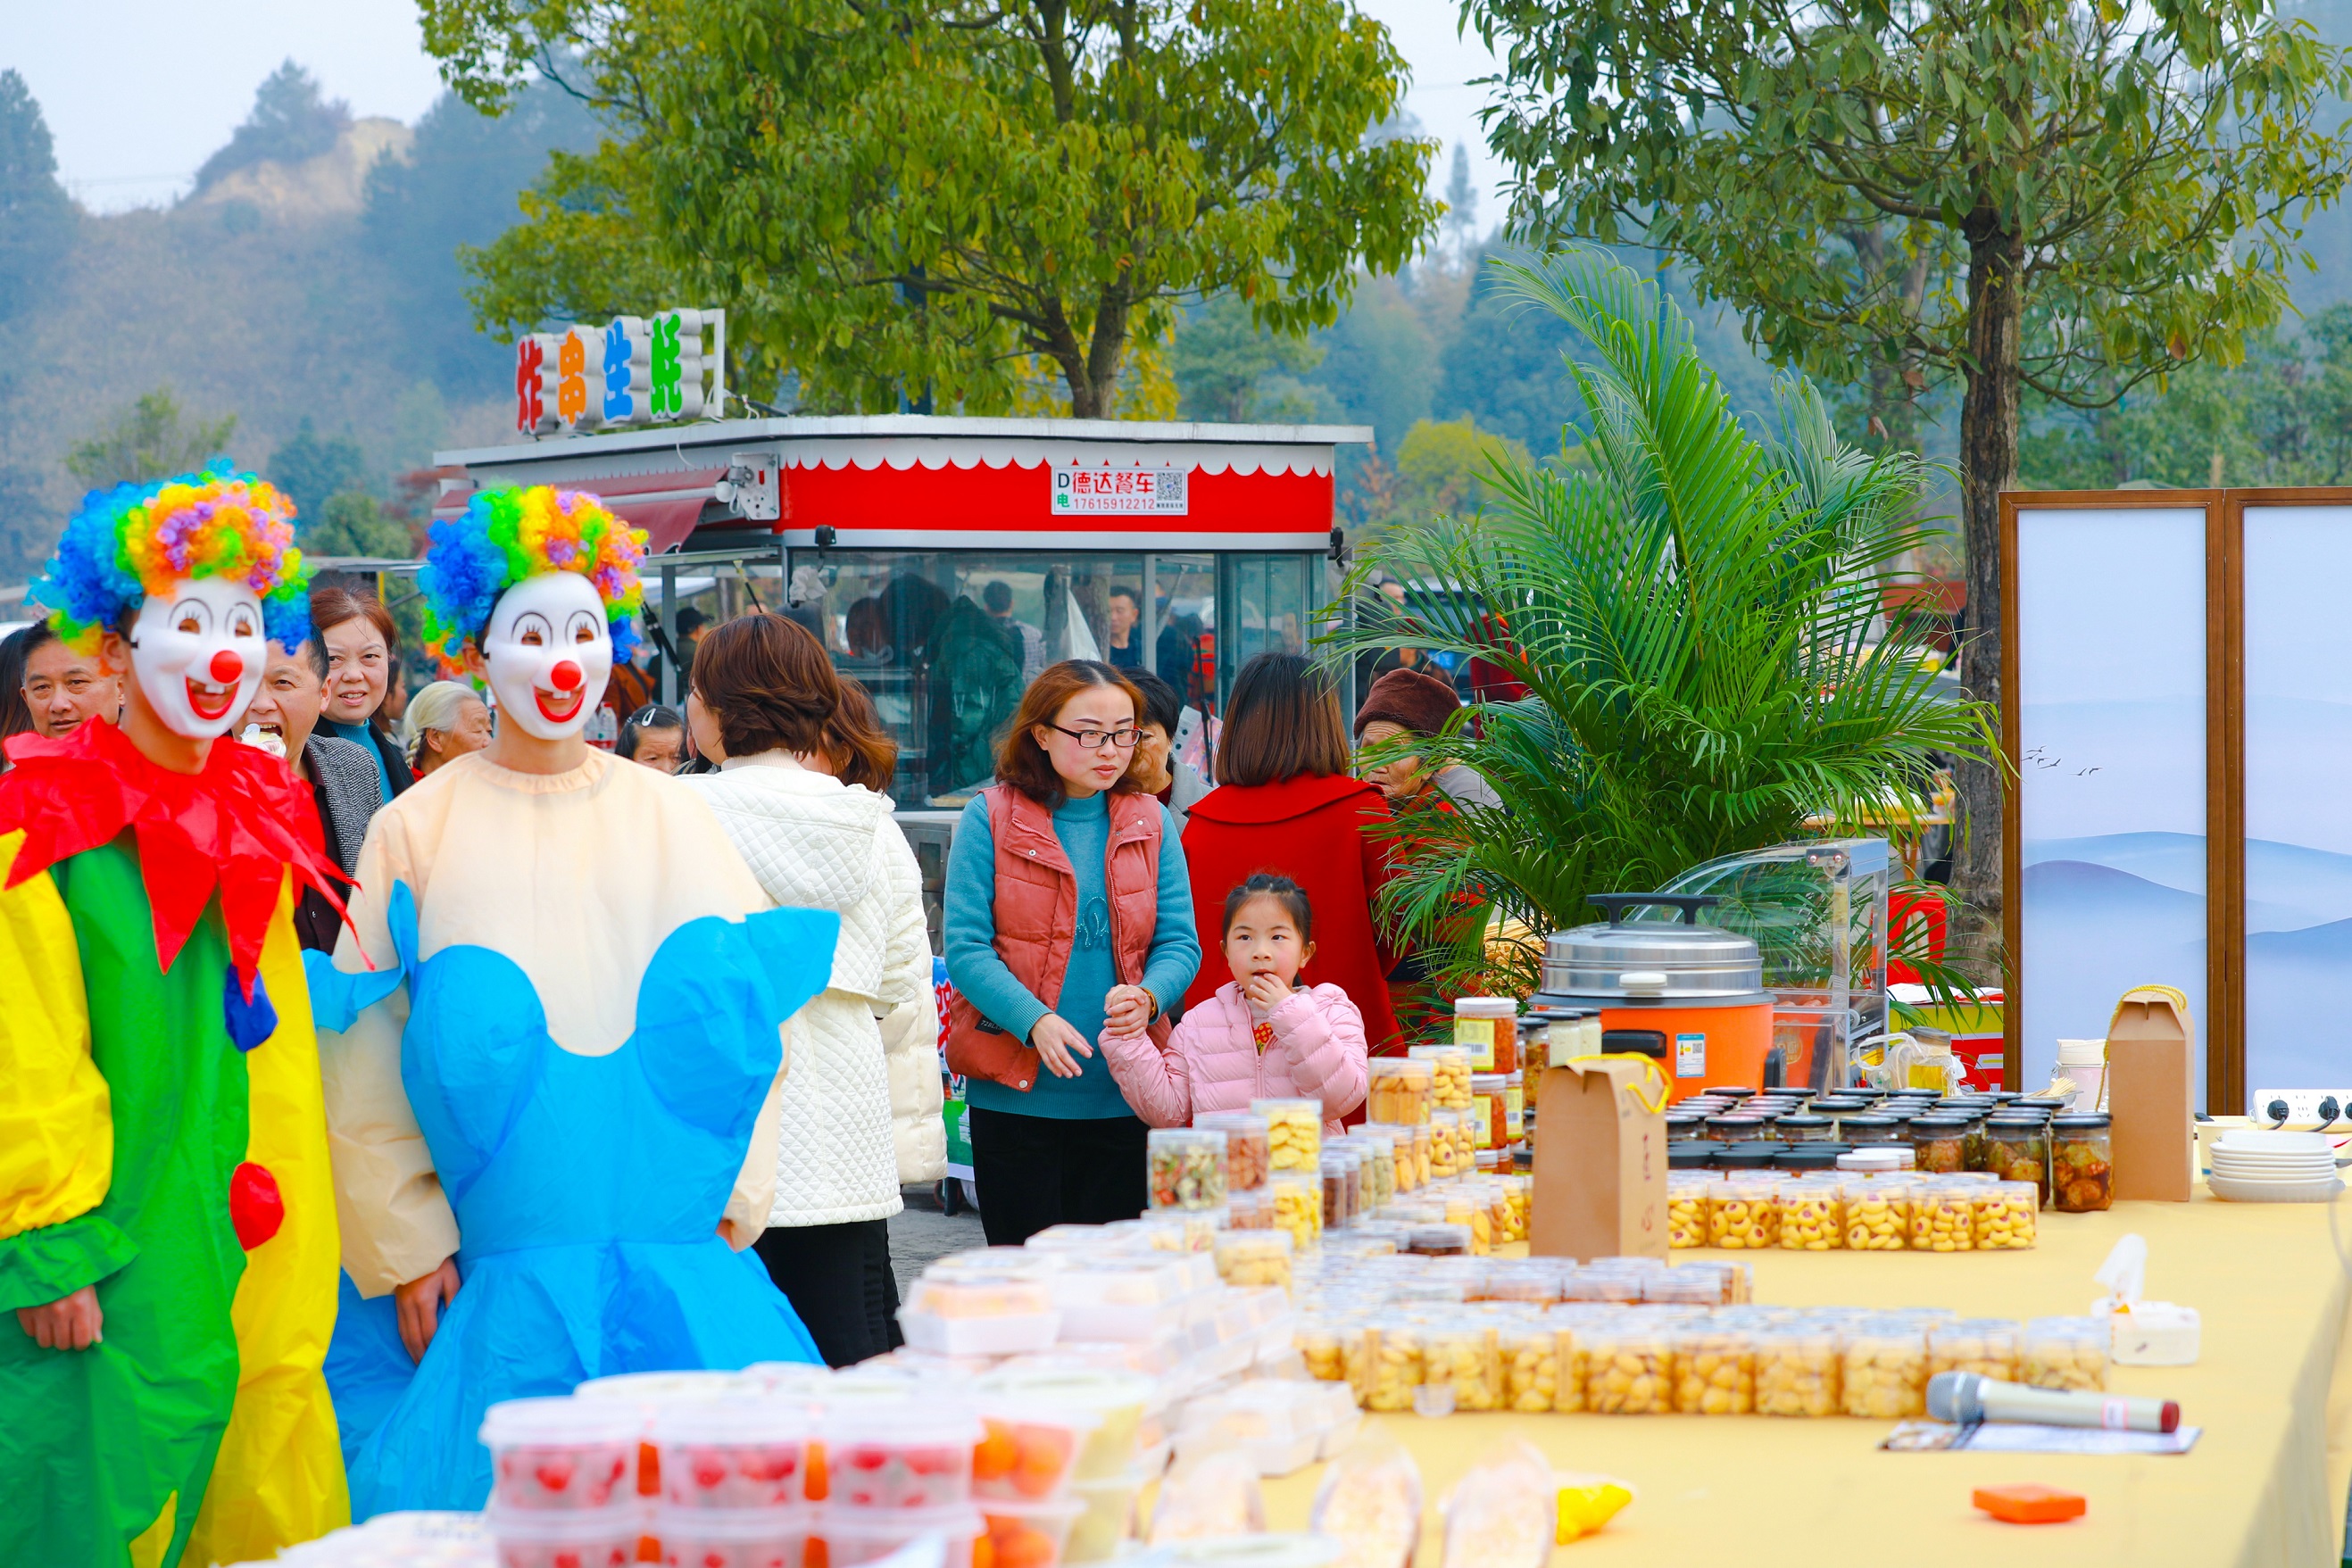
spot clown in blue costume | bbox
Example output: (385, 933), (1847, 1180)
(312, 486), (828, 1514)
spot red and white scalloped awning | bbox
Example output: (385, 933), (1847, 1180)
(432, 416), (1364, 555)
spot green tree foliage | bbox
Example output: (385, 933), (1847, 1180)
(270, 419), (367, 524)
(1467, 0), (2352, 915)
(0, 71), (75, 324)
(64, 390), (238, 490)
(363, 83), (601, 394)
(2023, 306), (2352, 487)
(303, 492), (417, 560)
(1392, 418), (1533, 517)
(194, 62), (351, 192)
(425, 0), (1440, 417)
(1328, 251), (1990, 1000)
(1441, 144), (1481, 256)
(1173, 295), (1326, 422)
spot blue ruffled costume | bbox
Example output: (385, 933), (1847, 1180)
(311, 882), (832, 1514)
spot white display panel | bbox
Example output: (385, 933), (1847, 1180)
(2240, 506), (2352, 1106)
(2015, 507), (2208, 1106)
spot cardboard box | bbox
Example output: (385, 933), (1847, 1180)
(1530, 1057), (1668, 1260)
(2107, 985), (2195, 1202)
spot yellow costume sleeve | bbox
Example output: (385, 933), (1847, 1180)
(186, 878), (350, 1564)
(316, 809), (459, 1297)
(0, 829), (131, 1313)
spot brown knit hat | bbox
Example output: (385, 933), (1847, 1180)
(1353, 666), (1461, 739)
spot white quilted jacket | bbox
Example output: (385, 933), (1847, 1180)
(684, 756), (941, 1226)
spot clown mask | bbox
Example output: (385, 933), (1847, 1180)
(479, 571), (613, 741)
(125, 577), (268, 740)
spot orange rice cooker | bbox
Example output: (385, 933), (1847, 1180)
(1530, 894), (1775, 1106)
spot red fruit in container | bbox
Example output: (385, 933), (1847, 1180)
(489, 1504), (638, 1567)
(652, 1398), (815, 1509)
(655, 1506), (807, 1568)
(820, 1401), (983, 1512)
(483, 1398), (645, 1512)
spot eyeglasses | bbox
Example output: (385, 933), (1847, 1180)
(1047, 723), (1141, 750)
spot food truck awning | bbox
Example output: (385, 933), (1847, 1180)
(432, 415), (1374, 555)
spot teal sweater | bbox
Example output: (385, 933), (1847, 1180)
(945, 791), (1200, 1120)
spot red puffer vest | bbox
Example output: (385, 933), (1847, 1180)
(943, 784), (1174, 1091)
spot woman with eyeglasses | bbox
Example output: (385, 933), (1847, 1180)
(1178, 652), (1404, 1058)
(942, 660), (1201, 1245)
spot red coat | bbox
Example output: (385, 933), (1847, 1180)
(1179, 774), (1403, 1053)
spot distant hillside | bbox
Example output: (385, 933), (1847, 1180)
(0, 70), (597, 585)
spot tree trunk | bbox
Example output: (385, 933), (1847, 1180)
(1953, 214), (2024, 972)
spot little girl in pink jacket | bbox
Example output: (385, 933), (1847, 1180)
(1101, 874), (1367, 1131)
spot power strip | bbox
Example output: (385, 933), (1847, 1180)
(2248, 1089), (2352, 1126)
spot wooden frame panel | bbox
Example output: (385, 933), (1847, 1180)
(1999, 490), (2226, 1104)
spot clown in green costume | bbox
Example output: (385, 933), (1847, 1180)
(0, 467), (351, 1567)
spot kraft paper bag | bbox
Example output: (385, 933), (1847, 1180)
(1531, 1056), (1668, 1260)
(2107, 984), (2195, 1202)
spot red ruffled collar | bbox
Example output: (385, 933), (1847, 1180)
(0, 718), (347, 985)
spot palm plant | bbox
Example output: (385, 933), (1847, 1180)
(1330, 248), (1995, 1015)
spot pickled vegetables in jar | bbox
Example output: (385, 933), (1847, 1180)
(2050, 1115), (2114, 1212)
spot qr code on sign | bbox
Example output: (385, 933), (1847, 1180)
(1153, 469), (1187, 511)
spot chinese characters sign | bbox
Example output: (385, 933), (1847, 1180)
(516, 308), (719, 436)
(1050, 465), (1189, 515)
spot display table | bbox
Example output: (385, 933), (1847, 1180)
(1259, 1190), (2352, 1567)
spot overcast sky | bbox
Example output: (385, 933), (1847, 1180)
(4, 0), (1514, 222)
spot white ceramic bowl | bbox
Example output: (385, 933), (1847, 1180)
(2207, 1173), (2344, 1202)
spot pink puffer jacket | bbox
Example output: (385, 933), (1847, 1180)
(1101, 982), (1369, 1132)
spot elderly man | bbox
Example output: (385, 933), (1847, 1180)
(20, 621), (123, 738)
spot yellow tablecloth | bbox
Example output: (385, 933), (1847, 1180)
(1259, 1190), (2352, 1567)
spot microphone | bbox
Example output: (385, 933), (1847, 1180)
(1927, 1372), (2179, 1434)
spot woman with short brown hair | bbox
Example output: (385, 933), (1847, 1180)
(311, 585), (414, 809)
(941, 660), (1201, 1245)
(679, 611), (938, 1365)
(1179, 652), (1403, 1052)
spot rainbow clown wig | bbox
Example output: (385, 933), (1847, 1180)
(420, 485), (648, 673)
(37, 464), (312, 652)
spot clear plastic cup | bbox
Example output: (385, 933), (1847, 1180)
(482, 1398), (643, 1511)
(822, 1401), (983, 1511)
(652, 1398), (810, 1509)
(653, 1506), (806, 1568)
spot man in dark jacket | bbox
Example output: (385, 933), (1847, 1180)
(238, 636), (383, 950)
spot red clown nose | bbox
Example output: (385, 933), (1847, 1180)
(550, 660), (584, 692)
(209, 650), (245, 684)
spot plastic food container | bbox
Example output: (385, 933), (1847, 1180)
(1704, 1179), (1779, 1250)
(1251, 1098), (1323, 1173)
(1268, 1173), (1322, 1247)
(1927, 1318), (2021, 1381)
(1366, 1058), (1434, 1126)
(1224, 1188), (1273, 1231)
(1907, 1179), (1975, 1252)
(2051, 1114), (2115, 1212)
(1453, 996), (1517, 1071)
(1407, 1046), (1474, 1110)
(1775, 1180), (1843, 1250)
(1582, 1324), (1674, 1414)
(1500, 1323), (1567, 1413)
(2023, 1316), (2110, 1391)
(1065, 1471), (1143, 1563)
(489, 1505), (638, 1567)
(1193, 1112), (1270, 1193)
(1974, 1181), (2039, 1249)
(1673, 1323), (1755, 1415)
(1666, 1173), (1708, 1249)
(483, 1398), (643, 1512)
(971, 1369), (1153, 1484)
(813, 1507), (979, 1568)
(1840, 1320), (1929, 1418)
(1214, 1229), (1295, 1292)
(822, 1403), (982, 1511)
(1842, 1177), (1911, 1250)
(1421, 1323), (1502, 1412)
(972, 1404), (1102, 1506)
(1467, 1074), (1508, 1150)
(651, 1398), (810, 1509)
(1753, 1324), (1841, 1417)
(1425, 1110), (1463, 1181)
(1319, 1154), (1354, 1232)
(1148, 1128), (1228, 1211)
(653, 1506), (806, 1568)
(1405, 1224), (1470, 1257)
(975, 1498), (1085, 1568)
(900, 1272), (1060, 1355)
(1347, 1320), (1425, 1413)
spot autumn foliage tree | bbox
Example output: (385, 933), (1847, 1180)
(423, 0), (1440, 418)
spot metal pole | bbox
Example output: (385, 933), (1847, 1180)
(1141, 552), (1158, 681)
(661, 562), (679, 705)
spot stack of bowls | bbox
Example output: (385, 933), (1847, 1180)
(2207, 1129), (2344, 1201)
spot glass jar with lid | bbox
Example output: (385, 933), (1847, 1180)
(1986, 1115), (2049, 1204)
(1840, 1113), (1903, 1145)
(1705, 1113), (1769, 1142)
(1770, 1112), (1833, 1145)
(1666, 1110), (1707, 1142)
(1907, 1114), (1971, 1174)
(2050, 1114), (2113, 1212)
